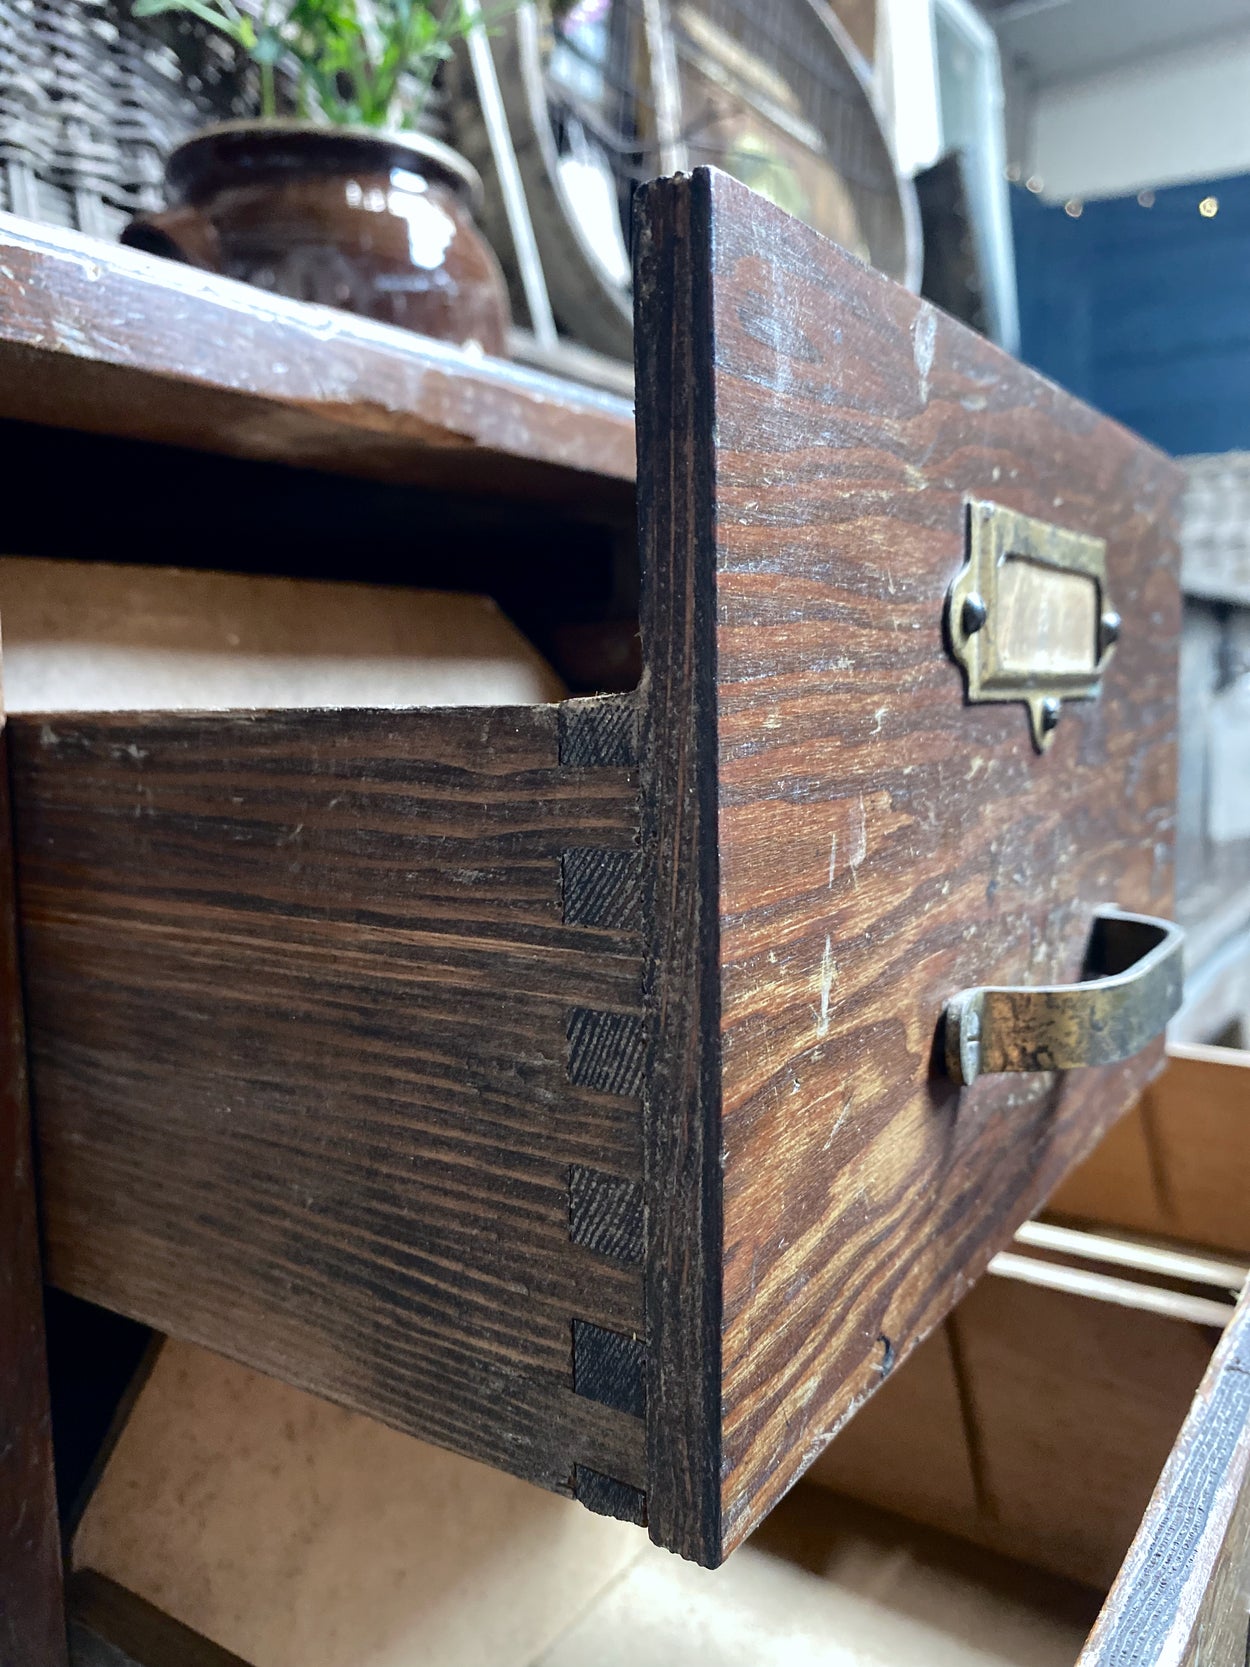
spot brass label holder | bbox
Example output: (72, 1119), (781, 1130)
(946, 500), (1120, 751)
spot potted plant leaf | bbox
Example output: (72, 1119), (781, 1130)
(122, 0), (513, 355)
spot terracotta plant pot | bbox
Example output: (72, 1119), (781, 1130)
(123, 122), (512, 357)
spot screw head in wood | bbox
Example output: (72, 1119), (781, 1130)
(961, 593), (988, 635)
(1099, 610), (1121, 654)
(1039, 696), (1062, 733)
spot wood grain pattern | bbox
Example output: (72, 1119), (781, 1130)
(571, 1321), (646, 1417)
(567, 1009), (647, 1098)
(571, 1466), (648, 1527)
(16, 703), (646, 1500)
(811, 1270), (1220, 1591)
(0, 215), (634, 509)
(1050, 1044), (1250, 1257)
(1, 713), (68, 1665)
(5, 168), (1189, 1566)
(1080, 1282), (1250, 1666)
(805, 1308), (984, 1537)
(562, 849), (643, 931)
(568, 1167), (644, 1264)
(634, 168), (1181, 1563)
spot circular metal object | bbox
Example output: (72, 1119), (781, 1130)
(961, 592), (988, 635)
(451, 0), (920, 359)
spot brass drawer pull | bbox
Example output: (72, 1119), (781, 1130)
(944, 908), (1184, 1087)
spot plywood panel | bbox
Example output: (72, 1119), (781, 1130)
(74, 1340), (647, 1667)
(0, 560), (564, 713)
(810, 1272), (1219, 1591)
(1050, 1044), (1250, 1256)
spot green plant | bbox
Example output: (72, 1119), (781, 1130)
(133, 0), (496, 128)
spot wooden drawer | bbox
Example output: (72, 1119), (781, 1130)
(1086, 1288), (1250, 1665)
(804, 1040), (1250, 1660)
(809, 1222), (1245, 1586)
(1050, 1042), (1250, 1256)
(807, 1206), (1250, 1660)
(12, 168), (1182, 1568)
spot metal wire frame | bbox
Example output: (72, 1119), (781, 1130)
(547, 0), (898, 200)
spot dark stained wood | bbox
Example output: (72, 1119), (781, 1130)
(0, 214), (634, 510)
(558, 697), (640, 769)
(567, 1008), (647, 1097)
(572, 1320), (647, 1417)
(0, 717), (67, 1665)
(4, 169), (1189, 1570)
(571, 1466), (648, 1527)
(68, 1572), (252, 1667)
(635, 171), (726, 1562)
(562, 848), (644, 932)
(15, 702), (646, 1503)
(1080, 1283), (1250, 1666)
(567, 1166), (645, 1263)
(634, 169), (1181, 1563)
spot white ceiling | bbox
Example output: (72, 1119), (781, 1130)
(982, 0), (1250, 88)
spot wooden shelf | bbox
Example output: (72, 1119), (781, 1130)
(0, 213), (636, 509)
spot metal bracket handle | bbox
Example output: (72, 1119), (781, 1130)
(944, 907), (1184, 1087)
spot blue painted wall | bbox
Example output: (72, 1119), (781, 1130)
(1012, 171), (1250, 455)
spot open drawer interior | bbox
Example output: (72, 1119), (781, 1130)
(1048, 1041), (1250, 1257)
(64, 1172), (1250, 1666)
(809, 1213), (1246, 1591)
(792, 1039), (1250, 1662)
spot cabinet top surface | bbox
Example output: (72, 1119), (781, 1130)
(0, 213), (636, 507)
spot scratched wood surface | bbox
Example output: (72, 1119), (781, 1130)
(0, 214), (634, 509)
(15, 703), (646, 1504)
(0, 722), (68, 1665)
(634, 168), (1181, 1563)
(1079, 1282), (1250, 1666)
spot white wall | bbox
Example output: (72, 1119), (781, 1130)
(1029, 28), (1250, 203)
(876, 0), (942, 178)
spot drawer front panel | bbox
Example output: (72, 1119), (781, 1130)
(636, 168), (1182, 1562)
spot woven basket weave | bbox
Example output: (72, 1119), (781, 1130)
(0, 0), (261, 237)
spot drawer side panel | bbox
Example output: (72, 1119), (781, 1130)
(1080, 1284), (1250, 1666)
(14, 701), (646, 1504)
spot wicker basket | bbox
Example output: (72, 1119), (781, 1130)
(0, 0), (264, 237)
(0, 1), (457, 240)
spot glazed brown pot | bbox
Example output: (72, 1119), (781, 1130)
(123, 122), (512, 357)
